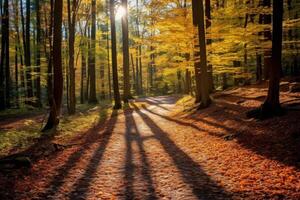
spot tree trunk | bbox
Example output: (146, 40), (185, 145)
(80, 50), (86, 104)
(262, 0), (271, 80)
(25, 0), (33, 105)
(192, 0), (211, 108)
(262, 0), (283, 113)
(0, 0), (9, 110)
(110, 0), (121, 109)
(121, 0), (131, 103)
(131, 53), (136, 93)
(42, 0), (64, 132)
(67, 0), (78, 114)
(88, 0), (98, 103)
(35, 0), (41, 107)
(205, 0), (214, 92)
(106, 0), (112, 100)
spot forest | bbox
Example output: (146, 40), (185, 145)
(0, 0), (300, 199)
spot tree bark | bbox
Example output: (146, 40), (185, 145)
(110, 0), (122, 109)
(67, 0), (78, 114)
(88, 0), (98, 103)
(122, 0), (131, 103)
(42, 0), (64, 132)
(192, 0), (211, 108)
(25, 0), (33, 105)
(262, 0), (283, 113)
(35, 0), (41, 107)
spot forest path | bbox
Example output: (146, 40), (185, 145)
(6, 95), (300, 200)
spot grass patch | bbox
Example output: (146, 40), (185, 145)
(0, 101), (113, 157)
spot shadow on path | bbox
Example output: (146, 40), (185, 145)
(132, 103), (232, 199)
(38, 111), (118, 200)
(123, 108), (157, 200)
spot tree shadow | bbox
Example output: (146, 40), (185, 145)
(123, 108), (157, 200)
(131, 103), (233, 199)
(192, 99), (300, 170)
(38, 110), (118, 200)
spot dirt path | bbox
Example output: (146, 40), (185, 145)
(1, 96), (300, 200)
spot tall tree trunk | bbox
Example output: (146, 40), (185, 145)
(0, 0), (5, 110)
(35, 0), (41, 107)
(122, 0), (131, 103)
(25, 0), (33, 105)
(106, 0), (112, 100)
(110, 0), (121, 109)
(0, 0), (9, 110)
(192, 0), (211, 108)
(262, 0), (283, 113)
(67, 0), (78, 114)
(88, 0), (98, 103)
(131, 53), (136, 92)
(80, 50), (86, 104)
(205, 0), (214, 92)
(42, 0), (64, 132)
(262, 0), (271, 80)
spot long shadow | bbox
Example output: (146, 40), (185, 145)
(196, 99), (300, 170)
(38, 110), (118, 200)
(132, 104), (233, 199)
(144, 99), (170, 111)
(141, 105), (223, 137)
(123, 108), (157, 200)
(67, 110), (118, 200)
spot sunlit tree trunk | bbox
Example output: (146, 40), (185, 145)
(122, 0), (131, 103)
(192, 0), (211, 108)
(110, 0), (121, 109)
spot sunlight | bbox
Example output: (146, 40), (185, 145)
(115, 6), (126, 20)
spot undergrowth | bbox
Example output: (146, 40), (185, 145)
(0, 101), (112, 157)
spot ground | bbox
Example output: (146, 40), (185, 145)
(0, 86), (300, 199)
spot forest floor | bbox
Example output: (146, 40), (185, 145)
(1, 85), (300, 199)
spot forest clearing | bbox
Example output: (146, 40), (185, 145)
(0, 0), (300, 199)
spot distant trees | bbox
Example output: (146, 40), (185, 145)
(0, 0), (298, 121)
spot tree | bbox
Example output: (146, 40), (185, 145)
(262, 0), (284, 114)
(110, 0), (122, 109)
(35, 0), (42, 107)
(42, 0), (64, 132)
(67, 0), (80, 114)
(88, 0), (98, 103)
(122, 0), (132, 103)
(192, 0), (211, 108)
(25, 0), (33, 105)
(248, 0), (284, 119)
(0, 0), (10, 110)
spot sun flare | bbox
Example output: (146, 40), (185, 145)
(115, 6), (126, 20)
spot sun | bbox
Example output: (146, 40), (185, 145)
(115, 6), (126, 20)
